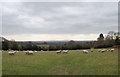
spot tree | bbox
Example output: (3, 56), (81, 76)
(105, 31), (115, 40)
(43, 42), (47, 44)
(12, 43), (18, 50)
(18, 44), (22, 51)
(32, 44), (38, 51)
(105, 31), (120, 45)
(25, 43), (33, 50)
(115, 36), (120, 45)
(68, 40), (75, 44)
(97, 33), (104, 41)
(2, 41), (9, 50)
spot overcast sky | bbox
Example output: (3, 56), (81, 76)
(1, 2), (118, 41)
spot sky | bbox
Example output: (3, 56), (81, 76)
(0, 2), (118, 41)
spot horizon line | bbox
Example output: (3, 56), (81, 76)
(16, 40), (97, 42)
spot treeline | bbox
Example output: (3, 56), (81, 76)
(2, 41), (39, 51)
(48, 31), (120, 50)
(49, 40), (118, 50)
(2, 31), (120, 51)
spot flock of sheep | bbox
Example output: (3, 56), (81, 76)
(0, 48), (116, 55)
(82, 48), (115, 54)
(8, 51), (36, 55)
(7, 50), (69, 55)
(56, 50), (68, 54)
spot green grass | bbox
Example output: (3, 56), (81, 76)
(2, 49), (118, 75)
(37, 44), (49, 47)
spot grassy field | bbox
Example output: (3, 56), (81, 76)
(37, 44), (49, 47)
(2, 49), (118, 75)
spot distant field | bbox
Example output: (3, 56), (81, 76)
(2, 49), (118, 75)
(37, 44), (49, 47)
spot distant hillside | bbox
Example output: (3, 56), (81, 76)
(16, 40), (96, 44)
(1, 37), (96, 44)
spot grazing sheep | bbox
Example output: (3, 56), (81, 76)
(83, 50), (88, 54)
(56, 50), (61, 54)
(8, 51), (16, 55)
(109, 48), (115, 52)
(100, 49), (107, 53)
(24, 51), (29, 54)
(27, 51), (34, 55)
(13, 51), (16, 53)
(106, 49), (110, 52)
(63, 50), (68, 54)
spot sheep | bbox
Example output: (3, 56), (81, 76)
(83, 50), (88, 54)
(63, 50), (68, 54)
(25, 51), (33, 54)
(100, 49), (107, 53)
(8, 51), (16, 55)
(56, 50), (61, 54)
(24, 51), (29, 54)
(109, 48), (115, 52)
(106, 49), (110, 52)
(27, 51), (34, 55)
(13, 51), (16, 53)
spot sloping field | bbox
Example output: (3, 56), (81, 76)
(2, 49), (118, 75)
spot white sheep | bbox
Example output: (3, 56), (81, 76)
(63, 50), (68, 54)
(56, 50), (61, 54)
(106, 49), (110, 52)
(24, 51), (29, 54)
(109, 48), (115, 52)
(27, 51), (34, 55)
(100, 49), (107, 53)
(8, 51), (16, 55)
(83, 50), (88, 54)
(13, 51), (17, 53)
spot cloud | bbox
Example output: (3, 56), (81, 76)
(4, 33), (101, 41)
(0, 0), (119, 2)
(1, 2), (118, 40)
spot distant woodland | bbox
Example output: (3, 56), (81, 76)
(1, 31), (120, 51)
